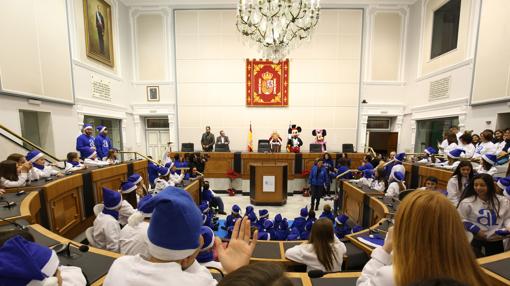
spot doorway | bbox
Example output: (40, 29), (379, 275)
(369, 132), (398, 157)
(145, 118), (170, 163)
(83, 116), (123, 151)
(415, 117), (459, 152)
(19, 110), (55, 154)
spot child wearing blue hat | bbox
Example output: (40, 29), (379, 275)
(0, 236), (86, 286)
(319, 204), (335, 222)
(103, 187), (258, 286)
(26, 150), (63, 179)
(128, 173), (148, 197)
(147, 157), (159, 189)
(417, 147), (438, 164)
(224, 204), (242, 230)
(93, 187), (122, 252)
(120, 194), (154, 256)
(168, 163), (185, 186)
(436, 149), (464, 170)
(385, 171), (406, 198)
(64, 152), (86, 173)
(197, 226), (222, 270)
(82, 147), (109, 167)
(152, 167), (171, 195)
(118, 181), (137, 226)
(350, 168), (374, 188)
(290, 207), (309, 234)
(476, 154), (498, 176)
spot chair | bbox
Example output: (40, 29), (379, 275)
(342, 144), (354, 153)
(181, 143), (194, 152)
(215, 143), (230, 152)
(309, 143), (322, 153)
(257, 140), (271, 153)
(85, 227), (98, 248)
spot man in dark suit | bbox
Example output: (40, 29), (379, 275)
(201, 126), (215, 152)
(216, 130), (230, 145)
(96, 5), (105, 54)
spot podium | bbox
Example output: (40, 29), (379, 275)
(249, 163), (287, 205)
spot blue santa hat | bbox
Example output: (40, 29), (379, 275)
(128, 173), (143, 185)
(96, 125), (107, 133)
(263, 220), (274, 230)
(258, 231), (271, 240)
(259, 209), (269, 219)
(274, 214), (282, 223)
(358, 162), (374, 171)
(424, 147), (437, 155)
(248, 212), (257, 223)
(0, 236), (60, 286)
(232, 204), (241, 215)
(280, 219), (289, 230)
(395, 153), (406, 162)
(128, 194), (155, 226)
(245, 205), (254, 214)
(158, 167), (170, 177)
(447, 149), (465, 159)
(393, 171), (405, 182)
(82, 124), (93, 131)
(200, 226), (215, 251)
(82, 147), (97, 159)
(164, 162), (175, 169)
(363, 169), (374, 179)
(335, 214), (349, 225)
(120, 181), (137, 194)
(497, 177), (510, 191)
(146, 186), (203, 261)
(482, 154), (498, 166)
(26, 150), (44, 163)
(300, 207), (308, 217)
(103, 187), (122, 210)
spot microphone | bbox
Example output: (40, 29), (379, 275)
(52, 241), (89, 258)
(308, 270), (344, 278)
(0, 216), (27, 230)
(0, 199), (16, 209)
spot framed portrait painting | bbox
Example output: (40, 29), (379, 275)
(83, 0), (114, 67)
(147, 86), (160, 101)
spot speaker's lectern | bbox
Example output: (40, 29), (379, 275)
(249, 163), (287, 205)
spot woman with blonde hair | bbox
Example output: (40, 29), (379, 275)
(357, 191), (491, 286)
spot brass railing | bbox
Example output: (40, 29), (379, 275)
(0, 124), (63, 162)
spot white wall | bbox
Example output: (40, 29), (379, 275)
(174, 9), (363, 152)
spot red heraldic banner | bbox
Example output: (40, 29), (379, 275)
(246, 59), (289, 107)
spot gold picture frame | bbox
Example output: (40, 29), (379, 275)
(83, 0), (114, 67)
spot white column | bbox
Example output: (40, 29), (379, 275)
(168, 114), (178, 150)
(395, 115), (403, 151)
(410, 119), (417, 152)
(358, 115), (368, 152)
(134, 115), (142, 146)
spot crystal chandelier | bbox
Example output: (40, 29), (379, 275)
(236, 0), (320, 62)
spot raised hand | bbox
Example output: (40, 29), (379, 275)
(215, 216), (258, 274)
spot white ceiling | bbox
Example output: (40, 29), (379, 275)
(121, 0), (420, 8)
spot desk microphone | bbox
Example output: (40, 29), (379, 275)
(0, 216), (27, 230)
(308, 270), (344, 278)
(52, 241), (89, 258)
(0, 199), (16, 209)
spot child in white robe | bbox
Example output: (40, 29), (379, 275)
(92, 187), (122, 252)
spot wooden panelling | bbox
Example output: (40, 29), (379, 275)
(250, 163), (287, 205)
(91, 165), (128, 203)
(242, 153), (295, 180)
(418, 165), (452, 190)
(369, 196), (389, 226)
(342, 182), (365, 225)
(184, 180), (200, 204)
(203, 152), (234, 178)
(132, 160), (149, 187)
(302, 153), (323, 172)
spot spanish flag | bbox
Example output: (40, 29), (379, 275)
(248, 122), (253, 152)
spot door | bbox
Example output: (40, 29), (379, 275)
(369, 132), (398, 157)
(146, 130), (170, 162)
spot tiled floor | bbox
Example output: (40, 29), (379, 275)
(217, 193), (334, 220)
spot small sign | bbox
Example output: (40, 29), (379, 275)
(91, 75), (111, 101)
(263, 176), (275, 192)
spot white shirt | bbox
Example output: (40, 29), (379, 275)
(458, 195), (510, 238)
(435, 160), (460, 171)
(495, 141), (506, 154)
(459, 143), (475, 159)
(447, 175), (469, 206)
(120, 221), (149, 257)
(473, 141), (497, 159)
(84, 158), (110, 167)
(385, 182), (403, 198)
(439, 139), (449, 155)
(476, 165), (498, 176)
(119, 200), (136, 226)
(388, 164), (405, 182)
(350, 177), (373, 188)
(285, 237), (346, 272)
(0, 173), (27, 188)
(169, 172), (185, 185)
(64, 162), (85, 173)
(32, 165), (59, 178)
(93, 212), (121, 252)
(370, 180), (386, 192)
(356, 247), (394, 286)
(60, 265), (87, 286)
(153, 178), (169, 195)
(103, 255), (217, 286)
(444, 143), (458, 155)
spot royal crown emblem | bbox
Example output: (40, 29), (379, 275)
(262, 71), (273, 80)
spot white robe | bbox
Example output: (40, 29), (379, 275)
(476, 165), (498, 176)
(458, 195), (510, 238)
(370, 180), (386, 192)
(473, 141), (497, 159)
(103, 255), (217, 286)
(153, 178), (170, 195)
(356, 247), (394, 286)
(32, 165), (59, 178)
(0, 172), (27, 188)
(444, 143), (458, 155)
(64, 162), (85, 173)
(446, 175), (469, 206)
(118, 200), (136, 226)
(385, 182), (403, 198)
(84, 158), (110, 167)
(93, 212), (121, 252)
(169, 172), (185, 185)
(285, 237), (346, 272)
(459, 143), (475, 159)
(439, 139), (449, 155)
(120, 221), (150, 257)
(350, 177), (373, 188)
(59, 265), (87, 286)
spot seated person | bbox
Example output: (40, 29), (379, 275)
(385, 153), (406, 181)
(224, 204), (242, 230)
(81, 148), (109, 167)
(120, 194), (154, 256)
(118, 181), (137, 226)
(435, 149), (464, 170)
(6, 153), (37, 181)
(169, 164), (185, 186)
(319, 204), (335, 222)
(273, 214), (283, 229)
(188, 166), (203, 181)
(0, 160), (30, 188)
(64, 152), (86, 172)
(105, 149), (120, 165)
(370, 167), (387, 192)
(258, 220), (274, 241)
(290, 207), (308, 234)
(285, 218), (347, 272)
(128, 173), (148, 197)
(300, 220), (313, 240)
(417, 147), (438, 164)
(385, 171), (405, 198)
(147, 157), (159, 188)
(103, 188), (257, 286)
(93, 187), (122, 252)
(197, 226), (222, 270)
(274, 219), (290, 240)
(257, 209), (269, 230)
(26, 150), (63, 179)
(0, 236), (86, 285)
(201, 181), (226, 215)
(350, 169), (374, 188)
(200, 202), (218, 231)
(334, 214), (352, 239)
(152, 167), (170, 195)
(476, 154), (498, 176)
(418, 176), (447, 196)
(307, 209), (317, 224)
(245, 205), (256, 219)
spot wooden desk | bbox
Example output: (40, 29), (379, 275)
(242, 153), (295, 180)
(478, 251), (510, 286)
(417, 165), (452, 190)
(131, 160), (149, 187)
(286, 272), (360, 286)
(184, 180), (201, 204)
(91, 164), (128, 204)
(0, 191), (40, 224)
(341, 183), (366, 225)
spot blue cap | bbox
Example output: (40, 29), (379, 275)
(96, 125), (107, 133)
(424, 147), (437, 155)
(103, 187), (122, 210)
(300, 207), (308, 217)
(200, 226), (215, 250)
(447, 149), (465, 159)
(335, 214), (349, 225)
(393, 171), (405, 182)
(259, 209), (269, 219)
(120, 181), (137, 194)
(26, 150), (44, 163)
(363, 169), (374, 179)
(232, 204), (241, 214)
(482, 154), (497, 166)
(395, 153), (406, 162)
(128, 173), (142, 185)
(146, 186), (203, 260)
